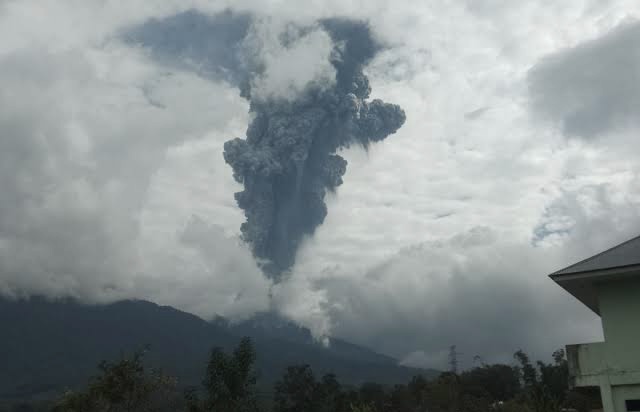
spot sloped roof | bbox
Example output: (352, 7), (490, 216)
(550, 234), (640, 315)
(552, 235), (640, 276)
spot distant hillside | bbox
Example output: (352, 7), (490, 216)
(0, 297), (437, 401)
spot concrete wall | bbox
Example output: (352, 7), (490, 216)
(598, 277), (640, 372)
(567, 342), (607, 387)
(567, 277), (640, 411)
(612, 385), (640, 411)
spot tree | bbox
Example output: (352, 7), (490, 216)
(52, 347), (177, 412)
(273, 365), (318, 412)
(537, 349), (568, 403)
(460, 364), (521, 401)
(349, 404), (376, 412)
(424, 372), (463, 412)
(513, 349), (567, 412)
(536, 349), (600, 412)
(514, 350), (537, 387)
(358, 382), (386, 411)
(407, 375), (430, 411)
(190, 337), (259, 412)
(315, 373), (344, 412)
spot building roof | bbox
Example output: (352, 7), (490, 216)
(550, 235), (640, 315)
(552, 235), (640, 276)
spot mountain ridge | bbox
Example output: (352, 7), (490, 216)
(0, 296), (438, 401)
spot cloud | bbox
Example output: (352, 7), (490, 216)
(123, 9), (252, 85)
(125, 9), (343, 102)
(278, 227), (606, 370)
(262, 0), (640, 367)
(534, 183), (640, 248)
(243, 19), (337, 101)
(2, 0), (640, 368)
(0, 3), (270, 319)
(136, 217), (271, 320)
(529, 20), (640, 138)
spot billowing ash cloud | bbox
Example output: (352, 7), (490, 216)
(127, 12), (406, 279)
(124, 9), (252, 86)
(224, 19), (406, 278)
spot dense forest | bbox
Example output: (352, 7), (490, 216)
(2, 338), (601, 412)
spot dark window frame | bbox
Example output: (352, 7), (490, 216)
(626, 399), (640, 411)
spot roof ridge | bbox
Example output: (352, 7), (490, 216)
(552, 233), (640, 275)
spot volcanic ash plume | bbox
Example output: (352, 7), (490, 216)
(224, 20), (406, 279)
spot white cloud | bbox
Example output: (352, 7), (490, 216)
(286, 226), (607, 368)
(271, 0), (640, 364)
(2, 0), (640, 366)
(0, 2), (269, 319)
(244, 19), (337, 101)
(135, 216), (271, 320)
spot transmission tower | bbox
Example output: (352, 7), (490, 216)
(448, 345), (459, 374)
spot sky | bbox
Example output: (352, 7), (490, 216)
(1, 0), (640, 370)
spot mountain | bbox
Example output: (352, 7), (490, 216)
(0, 297), (437, 401)
(232, 312), (400, 366)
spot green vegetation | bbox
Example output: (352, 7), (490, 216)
(1, 339), (601, 412)
(186, 337), (260, 412)
(51, 347), (178, 412)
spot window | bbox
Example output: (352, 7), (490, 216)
(626, 399), (640, 411)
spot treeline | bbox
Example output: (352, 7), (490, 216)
(3, 338), (601, 412)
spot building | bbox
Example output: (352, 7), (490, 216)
(550, 236), (640, 412)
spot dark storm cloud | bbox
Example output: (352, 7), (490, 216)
(528, 20), (640, 138)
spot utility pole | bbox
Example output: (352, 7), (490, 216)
(448, 345), (459, 374)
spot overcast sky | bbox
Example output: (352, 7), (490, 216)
(2, 0), (640, 370)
